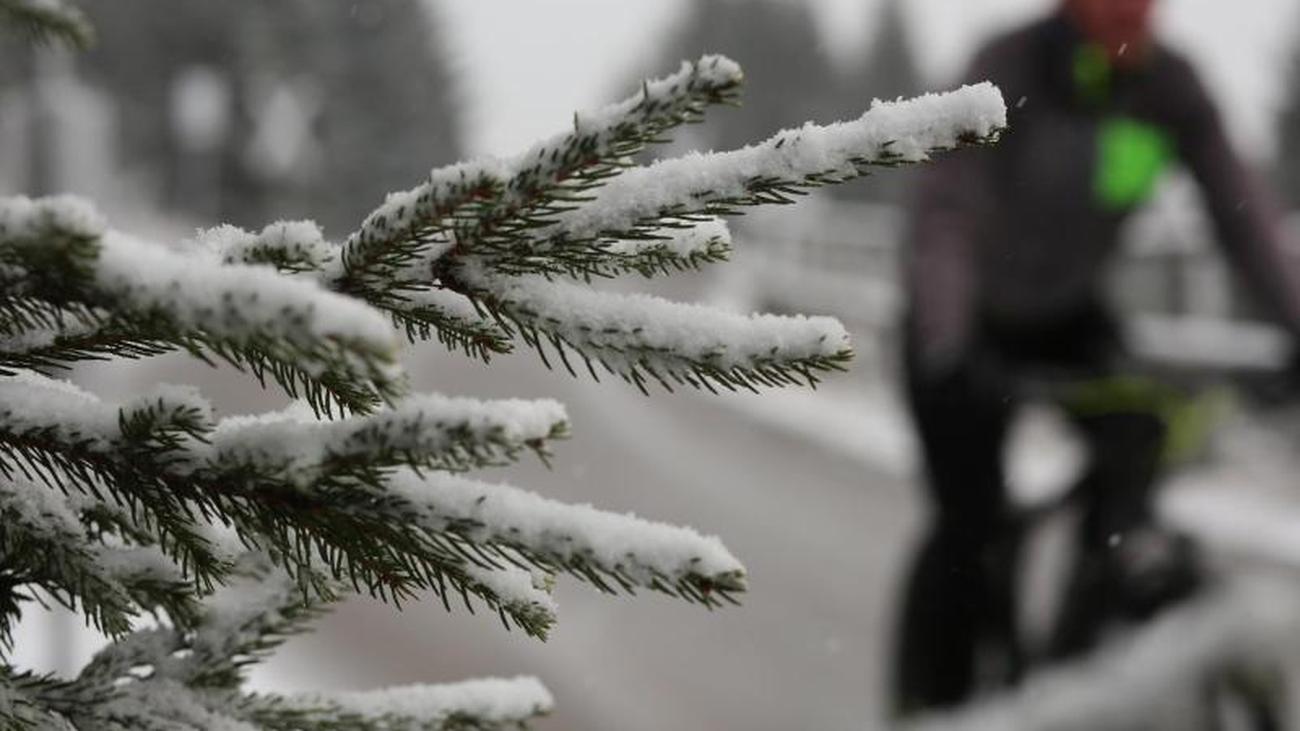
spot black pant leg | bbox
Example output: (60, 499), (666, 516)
(1049, 410), (1167, 659)
(893, 354), (1018, 713)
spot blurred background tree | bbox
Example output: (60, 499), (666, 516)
(1274, 18), (1300, 211)
(1, 0), (461, 236)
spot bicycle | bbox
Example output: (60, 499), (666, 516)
(986, 349), (1293, 731)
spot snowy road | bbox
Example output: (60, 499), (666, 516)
(247, 342), (923, 730)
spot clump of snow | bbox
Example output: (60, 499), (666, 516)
(0, 369), (120, 448)
(193, 220), (336, 273)
(604, 217), (732, 258)
(314, 676), (554, 724)
(0, 194), (105, 242)
(0, 472), (84, 540)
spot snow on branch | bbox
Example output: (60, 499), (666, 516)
(196, 221), (336, 275)
(554, 82), (1006, 239)
(0, 373), (587, 632)
(0, 0), (93, 49)
(456, 264), (852, 393)
(295, 676), (555, 731)
(485, 216), (735, 281)
(54, 557), (550, 730)
(0, 475), (197, 642)
(340, 54), (743, 291)
(0, 372), (229, 587)
(384, 285), (515, 358)
(388, 470), (747, 605)
(194, 219), (517, 359)
(599, 217), (734, 277)
(206, 394), (569, 482)
(0, 196), (404, 413)
(460, 563), (558, 637)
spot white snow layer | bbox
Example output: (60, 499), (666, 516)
(461, 264), (850, 372)
(310, 676), (553, 725)
(0, 369), (125, 448)
(0, 370), (211, 450)
(556, 82), (1006, 238)
(207, 394), (566, 480)
(0, 196), (399, 372)
(97, 230), (396, 364)
(346, 55), (742, 258)
(395, 285), (487, 321)
(604, 217), (732, 258)
(387, 470), (745, 590)
(193, 220), (336, 273)
(0, 193), (104, 241)
(0, 474), (186, 602)
(461, 563), (558, 623)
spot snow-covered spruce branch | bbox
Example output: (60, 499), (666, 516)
(0, 0), (93, 49)
(205, 394), (570, 481)
(413, 84), (1003, 390)
(340, 54), (743, 293)
(0, 196), (403, 414)
(482, 217), (735, 281)
(433, 82), (1004, 285)
(0, 370), (742, 627)
(0, 476), (199, 644)
(550, 82), (1006, 240)
(0, 316), (174, 374)
(385, 471), (746, 605)
(196, 219), (517, 362)
(281, 677), (554, 731)
(0, 373), (576, 628)
(0, 374), (228, 590)
(455, 263), (852, 393)
(25, 559), (553, 731)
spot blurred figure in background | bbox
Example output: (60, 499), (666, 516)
(895, 0), (1300, 714)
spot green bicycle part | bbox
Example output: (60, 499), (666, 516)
(1058, 374), (1233, 466)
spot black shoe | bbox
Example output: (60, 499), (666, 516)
(1109, 527), (1204, 620)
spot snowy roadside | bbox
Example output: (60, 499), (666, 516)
(707, 376), (1300, 728)
(705, 373), (1300, 571)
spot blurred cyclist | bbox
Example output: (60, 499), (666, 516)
(894, 0), (1300, 714)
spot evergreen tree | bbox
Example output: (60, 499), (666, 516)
(0, 2), (1005, 728)
(69, 0), (462, 235)
(1275, 19), (1300, 210)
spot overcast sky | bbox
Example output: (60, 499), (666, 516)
(434, 0), (1299, 161)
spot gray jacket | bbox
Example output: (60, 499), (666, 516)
(905, 13), (1300, 373)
